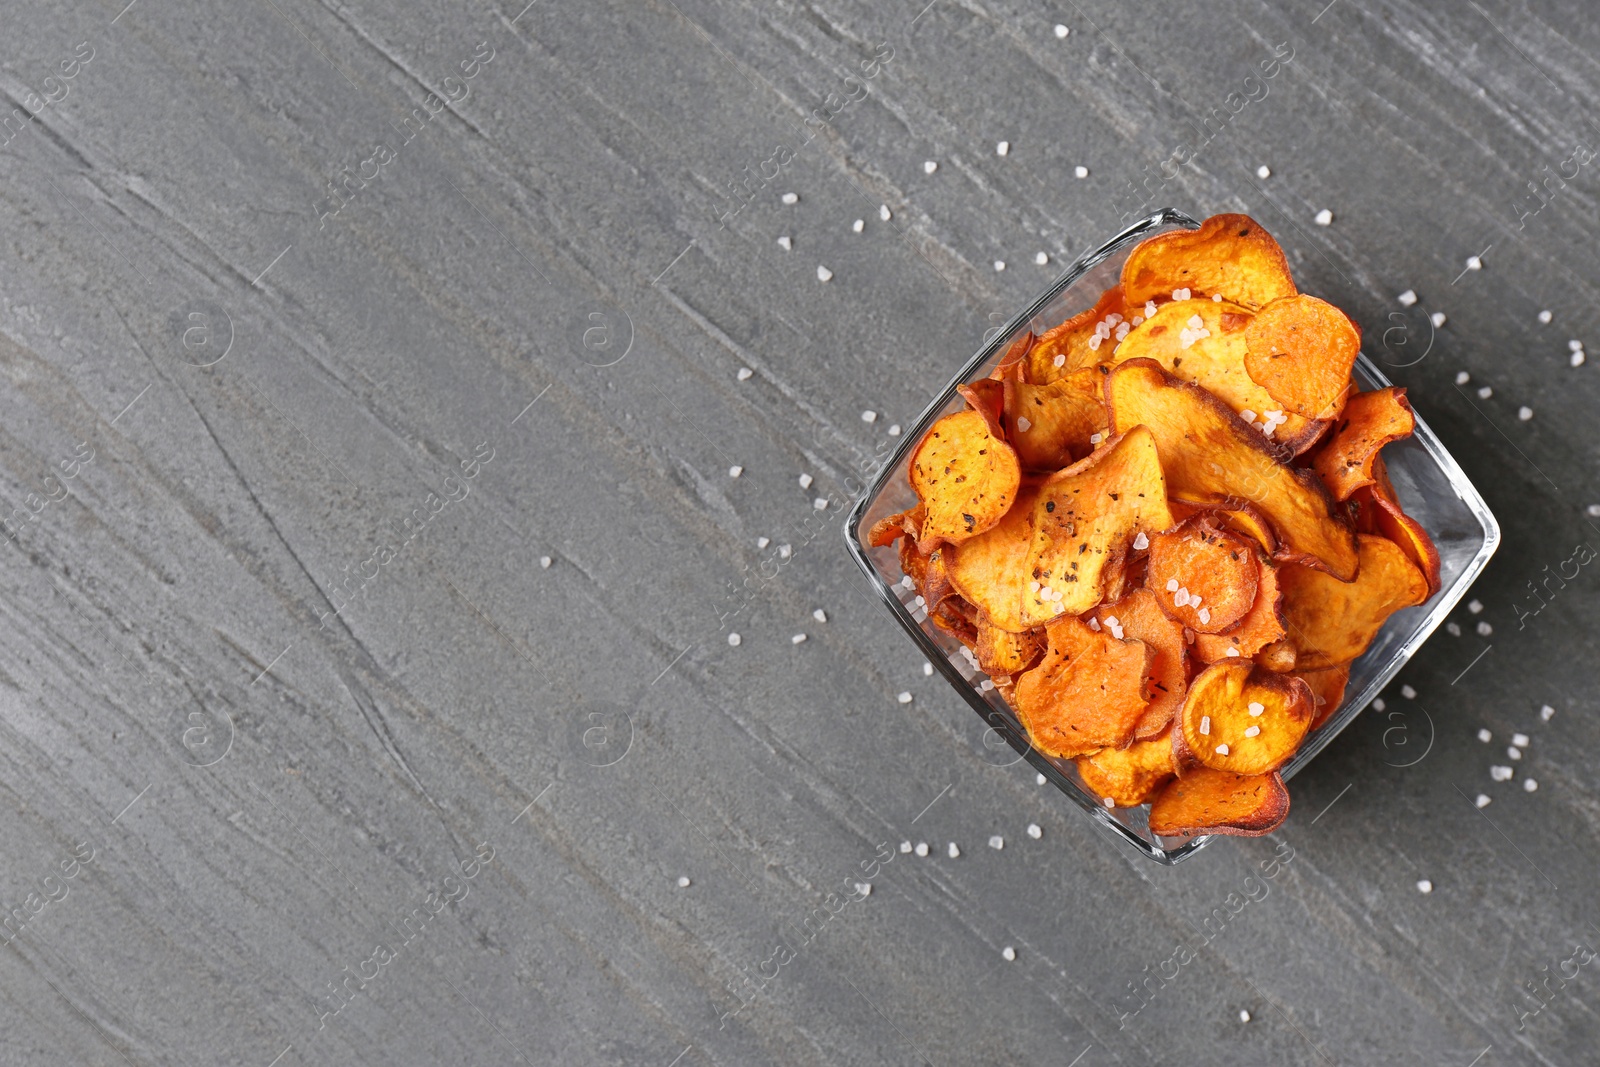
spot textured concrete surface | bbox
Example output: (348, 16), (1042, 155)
(0, 0), (1596, 1064)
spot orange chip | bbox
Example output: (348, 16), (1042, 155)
(1093, 588), (1188, 739)
(990, 330), (1036, 381)
(945, 479), (1041, 633)
(1253, 637), (1297, 673)
(1244, 294), (1361, 420)
(1352, 468), (1442, 597)
(1175, 662), (1314, 776)
(1012, 615), (1153, 758)
(1002, 368), (1108, 471)
(868, 503), (923, 548)
(957, 379), (1007, 440)
(1026, 286), (1125, 384)
(975, 615), (1045, 676)
(1121, 214), (1297, 312)
(1310, 387), (1415, 501)
(1279, 533), (1430, 670)
(1019, 426), (1174, 626)
(1147, 515), (1259, 633)
(1106, 358), (1358, 580)
(1170, 498), (1279, 556)
(1296, 665), (1351, 730)
(1076, 728), (1178, 807)
(1148, 766), (1289, 838)
(1110, 298), (1323, 454)
(1191, 560), (1287, 663)
(910, 409), (1022, 552)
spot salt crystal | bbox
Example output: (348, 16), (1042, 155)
(1374, 698), (1387, 711)
(678, 876), (691, 887)
(1524, 778), (1538, 792)
(1455, 372), (1470, 385)
(1468, 599), (1483, 614)
(1512, 732), (1529, 747)
(1036, 252), (1049, 265)
(1446, 622), (1461, 636)
(1507, 747), (1521, 761)
(1569, 339), (1584, 351)
(1215, 743), (1230, 755)
(728, 633), (741, 647)
(777, 236), (791, 251)
(1197, 607), (1211, 626)
(1240, 410), (1257, 423)
(1401, 684), (1416, 699)
(996, 141), (1010, 157)
(1537, 310), (1552, 323)
(880, 204), (892, 221)
(1477, 621), (1493, 636)
(1475, 794), (1491, 808)
(852, 218), (864, 233)
(1431, 312), (1447, 328)
(729, 465), (743, 478)
(1541, 704), (1555, 721)
(915, 842), (929, 856)
(900, 841), (912, 853)
(799, 473), (814, 489)
(1466, 255), (1482, 271)
(1074, 166), (1088, 178)
(855, 882), (872, 897)
(1416, 879), (1432, 894)
(1226, 648), (1241, 657)
(1054, 23), (1069, 37)
(994, 260), (1006, 272)
(1036, 774), (1046, 785)
(1016, 416), (1031, 432)
(862, 410), (877, 423)
(1518, 406), (1533, 421)
(888, 424), (901, 436)
(1477, 729), (1491, 742)
(1572, 351), (1586, 367)
(1257, 165), (1271, 179)
(737, 367), (754, 380)
(817, 265), (833, 282)
(1199, 715), (1211, 736)
(1133, 532), (1149, 551)
(753, 537), (767, 550)
(781, 192), (799, 205)
(924, 160), (938, 174)
(1240, 1009), (1252, 1022)
(813, 608), (827, 622)
(988, 835), (1004, 850)
(813, 497), (828, 510)
(779, 544), (791, 558)
(539, 556), (552, 569)
(947, 842), (960, 858)
(1314, 208), (1333, 226)
(1398, 290), (1418, 307)
(1173, 288), (1191, 301)
(1027, 823), (1042, 839)
(1248, 702), (1265, 717)
(923, 661), (933, 676)
(897, 691), (912, 704)
(1243, 724), (1261, 739)
(1166, 578), (1179, 592)
(1490, 765), (1513, 781)
(791, 633), (806, 645)
(1002, 945), (1016, 961)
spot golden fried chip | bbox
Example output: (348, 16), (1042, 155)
(1003, 368), (1108, 470)
(1147, 515), (1259, 633)
(1076, 728), (1178, 807)
(975, 615), (1045, 676)
(1121, 214), (1297, 312)
(1170, 498), (1278, 556)
(1105, 358), (1358, 579)
(1244, 294), (1361, 419)
(1296, 665), (1351, 730)
(1012, 615), (1153, 757)
(910, 409), (1022, 552)
(945, 479), (1042, 633)
(1026, 286), (1124, 383)
(1279, 533), (1429, 670)
(1191, 560), (1287, 663)
(1352, 463), (1442, 597)
(1110, 298), (1323, 454)
(957, 379), (1007, 440)
(1253, 637), (1297, 673)
(1310, 387), (1415, 502)
(1148, 766), (1290, 838)
(1019, 426), (1174, 626)
(868, 503), (923, 548)
(1176, 662), (1314, 776)
(990, 329), (1035, 381)
(1093, 588), (1188, 739)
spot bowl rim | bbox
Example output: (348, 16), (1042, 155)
(843, 208), (1500, 864)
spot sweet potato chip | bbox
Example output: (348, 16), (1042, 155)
(957, 379), (1007, 440)
(1012, 615), (1152, 757)
(1106, 358), (1358, 579)
(1026, 286), (1124, 384)
(1093, 588), (1187, 740)
(1003, 369), (1108, 470)
(945, 479), (1042, 634)
(1121, 214), (1297, 312)
(1176, 662), (1314, 776)
(910, 409), (1022, 552)
(1147, 515), (1259, 633)
(990, 330), (1036, 381)
(1019, 426), (1174, 626)
(1148, 767), (1289, 838)
(1279, 533), (1429, 670)
(1253, 637), (1297, 673)
(868, 503), (923, 548)
(1191, 560), (1287, 663)
(975, 615), (1045, 676)
(1244, 294), (1361, 419)
(1076, 728), (1178, 807)
(1311, 387), (1415, 502)
(1170, 498), (1278, 556)
(1110, 299), (1323, 454)
(1297, 665), (1351, 730)
(1352, 473), (1442, 597)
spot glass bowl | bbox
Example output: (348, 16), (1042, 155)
(843, 208), (1500, 864)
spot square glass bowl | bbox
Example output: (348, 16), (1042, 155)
(844, 208), (1500, 863)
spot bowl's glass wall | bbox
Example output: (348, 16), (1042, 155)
(845, 211), (1498, 863)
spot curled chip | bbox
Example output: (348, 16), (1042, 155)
(1093, 588), (1187, 739)
(868, 503), (923, 548)
(1026, 286), (1124, 383)
(990, 329), (1036, 381)
(1111, 298), (1323, 454)
(1280, 533), (1429, 670)
(956, 379), (1008, 439)
(1147, 514), (1259, 633)
(1171, 498), (1278, 556)
(1253, 637), (1298, 673)
(910, 409), (1022, 553)
(1012, 615), (1152, 758)
(1106, 358), (1358, 580)
(975, 615), (1045, 675)
(1296, 665), (1351, 730)
(1192, 560), (1287, 663)
(945, 479), (1041, 633)
(1020, 426), (1174, 626)
(1176, 662), (1314, 776)
(1244, 294), (1361, 419)
(1148, 766), (1290, 838)
(1076, 728), (1178, 807)
(1352, 458), (1442, 596)
(1311, 387), (1415, 501)
(1003, 369), (1108, 470)
(1121, 213), (1296, 312)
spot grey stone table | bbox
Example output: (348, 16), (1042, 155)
(0, 0), (1595, 1063)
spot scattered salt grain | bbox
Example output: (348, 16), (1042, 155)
(1447, 622), (1461, 636)
(915, 842), (929, 856)
(777, 236), (792, 251)
(1173, 288), (1191, 301)
(1475, 794), (1491, 808)
(729, 465), (743, 478)
(1512, 732), (1529, 748)
(1105, 616), (1124, 639)
(923, 661), (933, 676)
(1490, 765), (1513, 781)
(813, 497), (828, 510)
(1103, 797), (1115, 808)
(898, 575), (912, 589)
(1054, 353), (1067, 368)
(1570, 339), (1584, 352)
(1074, 166), (1089, 178)
(889, 424), (901, 436)
(1519, 406), (1533, 421)
(994, 260), (1006, 272)
(1416, 879), (1432, 894)
(1087, 617), (1101, 632)
(1398, 290), (1418, 307)
(1374, 698), (1387, 711)
(880, 204), (892, 221)
(855, 882), (872, 897)
(1241, 410), (1257, 423)
(1248, 702), (1265, 717)
(737, 367), (754, 380)
(1477, 621), (1493, 636)
(539, 556), (552, 569)
(861, 410), (878, 423)
(791, 633), (807, 645)
(996, 141), (1010, 157)
(989, 835), (1005, 850)
(947, 842), (960, 858)
(1145, 301), (1158, 318)
(1538, 309), (1552, 323)
(1089, 432), (1103, 445)
(1027, 823), (1042, 839)
(799, 473), (814, 489)
(1401, 684), (1416, 699)
(813, 608), (827, 623)
(1257, 165), (1271, 180)
(1468, 600), (1483, 614)
(779, 544), (792, 558)
(900, 841), (912, 853)
(978, 679), (994, 692)
(678, 876), (691, 887)
(1314, 208), (1333, 226)
(1541, 704), (1556, 722)
(781, 192), (799, 205)
(1466, 255), (1482, 271)
(1166, 578), (1180, 592)
(728, 633), (741, 647)
(1002, 946), (1016, 961)
(897, 691), (912, 704)
(1524, 778), (1539, 792)
(1507, 747), (1522, 761)
(1173, 588), (1191, 608)
(1244, 725), (1261, 738)
(1213, 293), (1223, 301)
(817, 265), (833, 282)
(1036, 252), (1049, 266)
(1572, 351), (1586, 367)
(1478, 729), (1492, 743)
(1036, 773), (1047, 785)
(852, 218), (864, 233)
(1226, 648), (1241, 657)
(1133, 532), (1149, 551)
(1240, 1009), (1252, 1022)
(1431, 312), (1447, 328)
(1455, 371), (1470, 385)
(1054, 23), (1070, 37)
(924, 160), (938, 174)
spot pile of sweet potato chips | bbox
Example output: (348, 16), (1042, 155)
(871, 214), (1439, 838)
